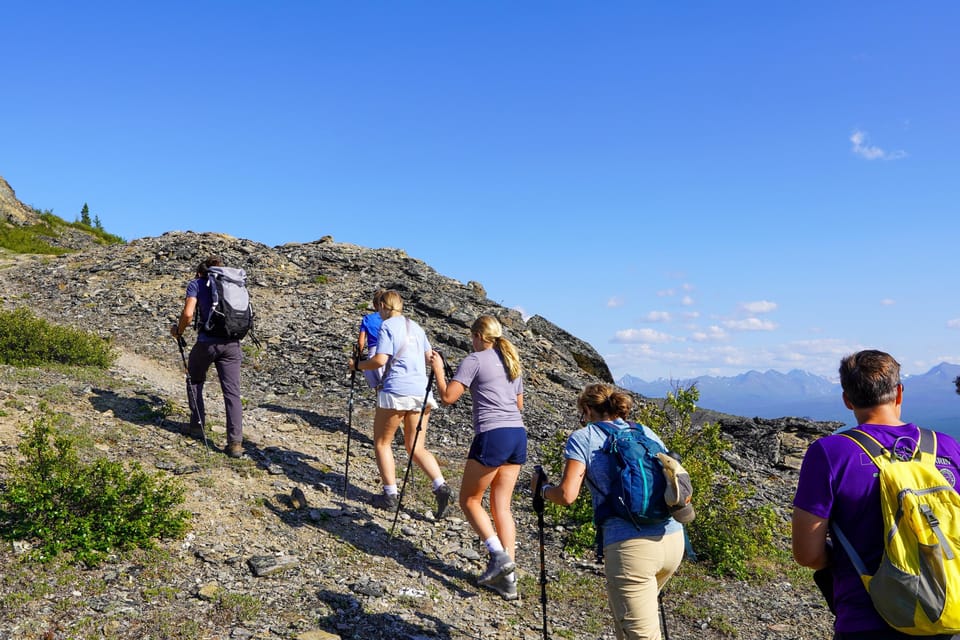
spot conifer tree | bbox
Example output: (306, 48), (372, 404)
(80, 203), (91, 227)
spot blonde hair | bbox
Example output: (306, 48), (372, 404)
(379, 290), (403, 317)
(576, 383), (632, 420)
(472, 315), (522, 381)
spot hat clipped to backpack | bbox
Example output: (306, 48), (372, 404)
(656, 452), (696, 524)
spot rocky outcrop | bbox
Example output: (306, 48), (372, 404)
(0, 176), (39, 226)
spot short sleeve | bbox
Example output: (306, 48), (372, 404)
(793, 440), (834, 520)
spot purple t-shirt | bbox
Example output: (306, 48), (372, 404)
(793, 423), (960, 633)
(452, 347), (524, 433)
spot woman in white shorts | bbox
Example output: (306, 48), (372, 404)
(350, 289), (452, 517)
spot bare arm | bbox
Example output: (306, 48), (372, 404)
(530, 458), (586, 507)
(792, 506), (830, 570)
(430, 351), (465, 404)
(171, 296), (197, 337)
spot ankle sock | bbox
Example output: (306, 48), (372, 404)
(383, 485), (398, 496)
(431, 477), (446, 491)
(484, 536), (504, 554)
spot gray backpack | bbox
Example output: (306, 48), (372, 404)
(199, 266), (253, 340)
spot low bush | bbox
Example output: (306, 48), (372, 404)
(0, 307), (116, 368)
(0, 409), (191, 566)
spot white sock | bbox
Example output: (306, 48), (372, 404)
(432, 477), (446, 491)
(484, 536), (504, 554)
(383, 485), (398, 496)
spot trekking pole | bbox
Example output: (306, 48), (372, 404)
(343, 343), (360, 501)
(533, 465), (550, 640)
(175, 335), (210, 460)
(389, 365), (436, 538)
(659, 591), (670, 640)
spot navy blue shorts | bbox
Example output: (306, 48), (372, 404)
(468, 427), (527, 467)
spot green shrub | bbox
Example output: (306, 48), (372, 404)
(0, 409), (191, 565)
(0, 209), (123, 254)
(0, 307), (116, 368)
(0, 221), (71, 254)
(637, 385), (779, 578)
(543, 384), (779, 579)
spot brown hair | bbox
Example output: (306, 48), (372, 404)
(576, 383), (633, 420)
(196, 256), (223, 277)
(839, 349), (901, 409)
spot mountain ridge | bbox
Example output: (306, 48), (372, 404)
(620, 364), (960, 436)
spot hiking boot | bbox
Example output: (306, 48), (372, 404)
(487, 571), (519, 601)
(372, 493), (399, 511)
(225, 441), (243, 458)
(433, 483), (453, 519)
(478, 550), (516, 586)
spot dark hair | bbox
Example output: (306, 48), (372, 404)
(196, 256), (223, 276)
(839, 349), (901, 408)
(576, 383), (632, 420)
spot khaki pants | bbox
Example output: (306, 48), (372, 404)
(603, 530), (685, 640)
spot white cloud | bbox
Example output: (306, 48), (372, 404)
(680, 295), (694, 306)
(641, 311), (671, 322)
(657, 288), (675, 297)
(722, 317), (778, 331)
(741, 300), (777, 314)
(880, 298), (896, 306)
(850, 129), (907, 161)
(947, 318), (960, 329)
(607, 296), (625, 308)
(613, 328), (673, 344)
(691, 325), (728, 342)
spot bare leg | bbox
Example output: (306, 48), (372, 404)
(373, 408), (403, 487)
(460, 459), (498, 541)
(402, 408), (443, 481)
(489, 463), (521, 559)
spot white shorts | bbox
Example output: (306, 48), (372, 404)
(377, 391), (438, 411)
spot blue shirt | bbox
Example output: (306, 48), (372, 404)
(359, 312), (383, 352)
(565, 418), (682, 547)
(375, 315), (432, 397)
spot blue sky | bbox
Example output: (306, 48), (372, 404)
(3, 2), (958, 382)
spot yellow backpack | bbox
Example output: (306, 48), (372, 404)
(833, 428), (960, 635)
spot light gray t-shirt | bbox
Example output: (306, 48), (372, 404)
(375, 315), (431, 397)
(452, 347), (524, 433)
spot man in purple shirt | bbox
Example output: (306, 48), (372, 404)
(792, 349), (960, 639)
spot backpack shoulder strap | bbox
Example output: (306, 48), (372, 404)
(840, 428), (886, 460)
(841, 426), (936, 466)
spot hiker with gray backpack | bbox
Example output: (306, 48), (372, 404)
(170, 256), (253, 459)
(533, 383), (693, 640)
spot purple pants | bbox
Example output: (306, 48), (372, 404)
(187, 340), (243, 444)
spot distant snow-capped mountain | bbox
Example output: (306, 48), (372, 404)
(618, 363), (960, 437)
